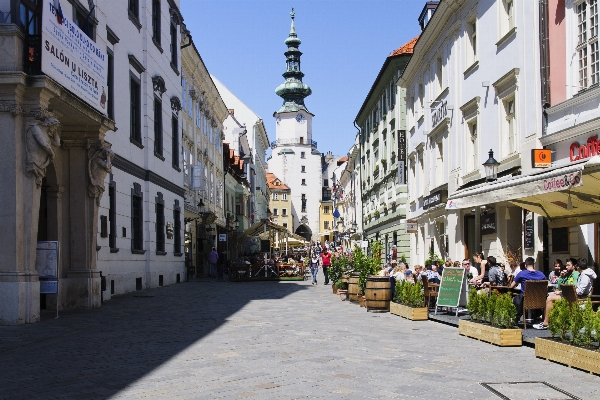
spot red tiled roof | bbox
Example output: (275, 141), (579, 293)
(389, 36), (419, 57)
(266, 172), (290, 190)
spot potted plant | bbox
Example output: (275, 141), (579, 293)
(351, 242), (383, 308)
(382, 114), (387, 121)
(535, 298), (600, 374)
(459, 289), (522, 346)
(390, 280), (428, 320)
(374, 210), (380, 218)
(381, 159), (387, 169)
(372, 123), (379, 133)
(330, 254), (351, 294)
(390, 200), (397, 211)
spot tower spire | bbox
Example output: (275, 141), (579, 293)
(275, 8), (312, 113)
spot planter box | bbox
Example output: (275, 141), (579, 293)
(390, 302), (428, 321)
(458, 319), (522, 347)
(535, 338), (600, 375)
(337, 289), (348, 300)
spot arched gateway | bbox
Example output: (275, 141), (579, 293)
(295, 224), (312, 242)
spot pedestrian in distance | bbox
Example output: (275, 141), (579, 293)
(321, 248), (332, 285)
(217, 250), (227, 280)
(309, 253), (319, 285)
(208, 247), (219, 278)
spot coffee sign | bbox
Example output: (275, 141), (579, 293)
(481, 213), (496, 235)
(570, 135), (600, 162)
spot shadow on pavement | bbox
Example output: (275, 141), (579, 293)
(0, 279), (308, 399)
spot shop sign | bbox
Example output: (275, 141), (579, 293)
(570, 135), (600, 162)
(531, 149), (552, 168)
(41, 1), (108, 112)
(423, 190), (446, 210)
(541, 171), (582, 193)
(397, 130), (407, 185)
(218, 234), (227, 242)
(481, 214), (496, 235)
(431, 100), (448, 128)
(405, 219), (418, 233)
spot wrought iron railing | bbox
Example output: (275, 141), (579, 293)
(270, 138), (318, 149)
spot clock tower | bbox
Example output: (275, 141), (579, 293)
(269, 9), (321, 243)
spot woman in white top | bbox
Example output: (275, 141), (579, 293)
(469, 252), (487, 285)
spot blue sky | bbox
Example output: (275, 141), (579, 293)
(181, 0), (425, 156)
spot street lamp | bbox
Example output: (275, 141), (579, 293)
(351, 221), (358, 233)
(234, 219), (240, 230)
(482, 149), (500, 181)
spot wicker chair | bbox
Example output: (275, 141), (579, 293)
(522, 280), (548, 329)
(559, 284), (578, 305)
(422, 275), (440, 308)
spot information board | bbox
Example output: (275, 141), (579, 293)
(36, 241), (59, 278)
(435, 267), (468, 315)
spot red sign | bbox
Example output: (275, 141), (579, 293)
(570, 135), (600, 162)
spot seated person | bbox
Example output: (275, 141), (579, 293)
(510, 256), (546, 324)
(535, 258), (596, 330)
(548, 259), (564, 289)
(485, 257), (507, 287)
(462, 259), (479, 280)
(423, 264), (440, 284)
(556, 258), (579, 289)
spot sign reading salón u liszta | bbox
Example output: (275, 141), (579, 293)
(42, 1), (108, 113)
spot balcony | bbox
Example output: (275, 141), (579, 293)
(271, 138), (317, 149)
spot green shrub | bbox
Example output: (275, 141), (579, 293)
(393, 280), (424, 308)
(579, 298), (596, 348)
(570, 301), (585, 345)
(354, 241), (383, 294)
(478, 293), (489, 322)
(594, 306), (600, 346)
(329, 254), (351, 286)
(334, 280), (348, 290)
(492, 293), (517, 329)
(484, 293), (498, 323)
(548, 298), (570, 341)
(467, 288), (479, 321)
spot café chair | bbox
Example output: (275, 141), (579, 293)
(422, 275), (439, 309)
(559, 284), (578, 305)
(522, 280), (548, 330)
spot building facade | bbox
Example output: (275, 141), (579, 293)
(180, 38), (228, 277)
(355, 37), (415, 263)
(268, 10), (322, 242)
(267, 172), (292, 234)
(401, 0), (543, 267)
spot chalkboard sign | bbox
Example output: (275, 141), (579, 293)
(551, 227), (569, 253)
(524, 210), (534, 249)
(435, 267), (468, 315)
(260, 240), (271, 253)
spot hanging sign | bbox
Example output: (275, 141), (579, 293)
(41, 1), (108, 112)
(405, 219), (418, 233)
(531, 149), (552, 168)
(431, 100), (448, 128)
(397, 130), (407, 185)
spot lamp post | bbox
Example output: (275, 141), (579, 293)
(482, 149), (500, 181)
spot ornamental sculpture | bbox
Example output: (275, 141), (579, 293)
(88, 142), (114, 204)
(25, 117), (61, 187)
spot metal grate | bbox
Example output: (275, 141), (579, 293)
(480, 381), (582, 400)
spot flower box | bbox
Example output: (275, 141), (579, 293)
(535, 338), (600, 374)
(390, 302), (428, 321)
(458, 319), (522, 347)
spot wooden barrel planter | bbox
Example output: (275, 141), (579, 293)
(348, 273), (360, 303)
(365, 275), (391, 312)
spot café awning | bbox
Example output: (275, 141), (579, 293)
(446, 156), (600, 228)
(243, 220), (289, 238)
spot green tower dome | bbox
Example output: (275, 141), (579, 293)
(275, 8), (312, 113)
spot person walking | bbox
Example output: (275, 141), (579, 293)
(309, 253), (320, 285)
(208, 247), (219, 278)
(217, 250), (227, 280)
(321, 248), (332, 285)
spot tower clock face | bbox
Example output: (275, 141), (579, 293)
(295, 113), (306, 123)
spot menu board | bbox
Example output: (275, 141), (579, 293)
(436, 267), (468, 313)
(524, 210), (534, 249)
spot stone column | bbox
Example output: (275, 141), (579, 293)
(61, 138), (112, 309)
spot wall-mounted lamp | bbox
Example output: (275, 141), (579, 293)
(483, 149), (500, 181)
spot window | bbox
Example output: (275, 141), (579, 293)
(170, 22), (178, 70)
(301, 179), (306, 185)
(503, 98), (516, 156)
(130, 75), (141, 145)
(273, 208), (278, 216)
(282, 193), (288, 200)
(301, 151), (305, 159)
(19, 0), (40, 35)
(501, 0), (514, 34)
(74, 6), (95, 39)
(173, 200), (181, 255)
(418, 150), (424, 197)
(131, 183), (144, 252)
(466, 120), (478, 172)
(109, 180), (117, 250)
(156, 193), (165, 254)
(323, 179), (329, 187)
(577, 1), (600, 90)
(418, 83), (424, 115)
(283, 223), (288, 228)
(436, 56), (443, 95)
(300, 137), (304, 144)
(273, 193), (278, 200)
(467, 19), (477, 66)
(436, 141), (444, 187)
(152, 0), (161, 45)
(324, 206), (329, 214)
(282, 209), (287, 216)
(301, 165), (306, 173)
(172, 115), (179, 169)
(324, 221), (330, 230)
(128, 0), (139, 18)
(154, 97), (163, 157)
(107, 50), (114, 119)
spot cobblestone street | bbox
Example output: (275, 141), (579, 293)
(1, 279), (599, 399)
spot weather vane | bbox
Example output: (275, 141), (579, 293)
(290, 8), (295, 20)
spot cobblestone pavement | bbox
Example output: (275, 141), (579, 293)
(1, 279), (599, 400)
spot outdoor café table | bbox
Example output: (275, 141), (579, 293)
(490, 285), (520, 295)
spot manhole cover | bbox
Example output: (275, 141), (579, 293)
(480, 381), (581, 400)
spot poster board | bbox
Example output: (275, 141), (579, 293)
(435, 267), (468, 315)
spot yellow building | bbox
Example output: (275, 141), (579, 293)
(266, 173), (292, 234)
(319, 202), (334, 244)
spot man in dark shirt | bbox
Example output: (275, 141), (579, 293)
(510, 256), (546, 324)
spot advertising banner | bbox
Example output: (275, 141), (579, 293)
(41, 1), (108, 112)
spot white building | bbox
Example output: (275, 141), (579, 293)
(268, 9), (322, 242)
(400, 0), (543, 266)
(212, 76), (270, 226)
